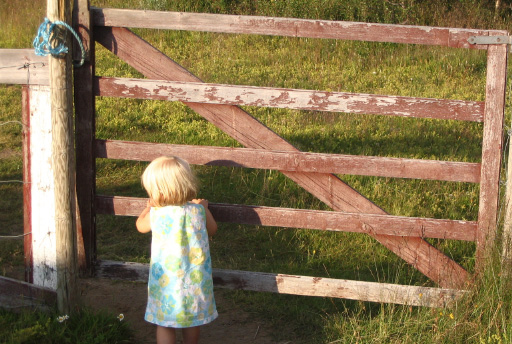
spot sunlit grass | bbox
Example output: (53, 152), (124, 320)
(0, 0), (45, 49)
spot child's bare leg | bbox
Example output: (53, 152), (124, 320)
(182, 326), (200, 344)
(156, 326), (176, 344)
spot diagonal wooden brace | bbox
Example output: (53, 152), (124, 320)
(95, 26), (468, 288)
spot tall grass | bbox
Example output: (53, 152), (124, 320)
(0, 0), (46, 48)
(2, 0), (512, 342)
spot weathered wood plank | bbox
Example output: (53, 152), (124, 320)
(96, 77), (485, 122)
(22, 86), (33, 283)
(91, 7), (505, 49)
(28, 85), (58, 290)
(476, 43), (508, 264)
(96, 139), (481, 183)
(214, 269), (465, 308)
(0, 49), (49, 85)
(95, 26), (469, 288)
(95, 260), (466, 308)
(95, 260), (149, 281)
(0, 276), (57, 311)
(73, 0), (97, 274)
(95, 196), (477, 241)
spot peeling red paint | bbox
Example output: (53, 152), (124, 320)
(22, 86), (33, 284)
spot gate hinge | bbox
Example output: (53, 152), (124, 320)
(468, 35), (512, 45)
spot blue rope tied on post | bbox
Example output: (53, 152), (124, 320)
(33, 17), (86, 68)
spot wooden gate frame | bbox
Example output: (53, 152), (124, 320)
(70, 2), (508, 307)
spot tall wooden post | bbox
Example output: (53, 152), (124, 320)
(48, 0), (78, 313)
(73, 0), (96, 274)
(476, 42), (508, 270)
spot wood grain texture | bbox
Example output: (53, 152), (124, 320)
(91, 7), (508, 49)
(95, 77), (485, 122)
(22, 86), (33, 284)
(73, 0), (97, 274)
(95, 195), (477, 241)
(95, 260), (466, 308)
(48, 0), (78, 314)
(0, 49), (49, 85)
(96, 139), (481, 183)
(476, 43), (508, 264)
(94, 26), (469, 288)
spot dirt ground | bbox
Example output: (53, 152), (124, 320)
(1, 263), (299, 343)
(79, 277), (295, 344)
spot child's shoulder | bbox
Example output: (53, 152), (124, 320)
(186, 202), (204, 210)
(152, 204), (183, 214)
(154, 203), (203, 212)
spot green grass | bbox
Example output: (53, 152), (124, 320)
(0, 1), (45, 48)
(0, 307), (132, 344)
(0, 84), (25, 279)
(2, 0), (512, 342)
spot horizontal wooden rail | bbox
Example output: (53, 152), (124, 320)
(0, 49), (49, 85)
(95, 195), (477, 241)
(96, 260), (466, 308)
(0, 276), (57, 310)
(91, 8), (507, 49)
(96, 139), (481, 183)
(95, 77), (485, 122)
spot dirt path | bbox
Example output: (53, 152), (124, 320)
(80, 278), (293, 344)
(1, 264), (299, 343)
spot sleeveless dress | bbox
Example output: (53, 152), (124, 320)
(144, 203), (218, 328)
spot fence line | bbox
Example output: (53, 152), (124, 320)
(96, 139), (481, 183)
(91, 25), (475, 290)
(92, 7), (500, 49)
(75, 8), (509, 301)
(95, 76), (486, 122)
(96, 195), (477, 241)
(1, 5), (508, 308)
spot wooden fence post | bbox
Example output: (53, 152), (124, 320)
(73, 0), (96, 274)
(48, 0), (78, 313)
(476, 42), (508, 270)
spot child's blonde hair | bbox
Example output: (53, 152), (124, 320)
(141, 156), (198, 207)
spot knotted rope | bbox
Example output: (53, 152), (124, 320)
(33, 17), (85, 68)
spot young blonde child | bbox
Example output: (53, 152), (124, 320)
(136, 156), (218, 344)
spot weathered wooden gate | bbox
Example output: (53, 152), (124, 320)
(8, 1), (508, 308)
(71, 4), (508, 307)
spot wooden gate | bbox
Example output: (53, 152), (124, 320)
(68, 3), (508, 307)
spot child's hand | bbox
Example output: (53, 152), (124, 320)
(137, 200), (152, 233)
(191, 198), (209, 208)
(192, 199), (217, 235)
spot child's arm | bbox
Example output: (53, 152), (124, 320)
(136, 201), (152, 233)
(191, 199), (218, 236)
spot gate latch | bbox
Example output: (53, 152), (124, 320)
(468, 35), (512, 45)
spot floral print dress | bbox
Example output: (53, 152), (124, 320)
(145, 203), (218, 328)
